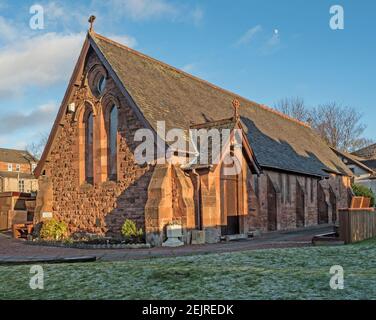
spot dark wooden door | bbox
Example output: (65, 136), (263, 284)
(267, 176), (277, 231)
(296, 180), (305, 228)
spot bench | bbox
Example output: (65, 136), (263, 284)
(350, 196), (371, 209)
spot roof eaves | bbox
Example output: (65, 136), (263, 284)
(261, 165), (328, 179)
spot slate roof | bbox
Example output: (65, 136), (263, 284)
(362, 160), (376, 170)
(0, 148), (37, 164)
(90, 32), (352, 178)
(352, 144), (376, 160)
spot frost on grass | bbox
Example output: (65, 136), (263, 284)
(1, 239), (375, 300)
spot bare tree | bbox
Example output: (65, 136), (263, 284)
(26, 132), (49, 160)
(274, 97), (310, 122)
(310, 102), (373, 152)
(275, 98), (373, 152)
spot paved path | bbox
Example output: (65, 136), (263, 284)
(0, 225), (333, 264)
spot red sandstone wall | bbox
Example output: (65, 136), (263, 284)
(43, 51), (154, 236)
(247, 169), (351, 232)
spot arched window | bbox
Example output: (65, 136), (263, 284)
(85, 111), (94, 184)
(97, 75), (106, 95)
(108, 105), (118, 180)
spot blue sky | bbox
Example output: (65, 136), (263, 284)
(0, 0), (375, 149)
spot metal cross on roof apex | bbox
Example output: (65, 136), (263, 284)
(232, 99), (240, 120)
(88, 15), (96, 32)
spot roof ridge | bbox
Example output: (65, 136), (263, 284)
(257, 103), (311, 128)
(190, 117), (235, 129)
(91, 32), (311, 129)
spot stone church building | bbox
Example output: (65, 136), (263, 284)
(35, 27), (352, 246)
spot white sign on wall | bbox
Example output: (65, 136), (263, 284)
(42, 212), (53, 219)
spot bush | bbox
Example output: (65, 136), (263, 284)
(121, 219), (143, 242)
(352, 184), (375, 207)
(40, 219), (68, 241)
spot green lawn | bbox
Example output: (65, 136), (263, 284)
(1, 239), (375, 300)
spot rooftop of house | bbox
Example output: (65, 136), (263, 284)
(362, 159), (376, 170)
(331, 148), (376, 175)
(352, 143), (376, 160)
(89, 32), (351, 177)
(0, 148), (37, 165)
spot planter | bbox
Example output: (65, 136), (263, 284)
(163, 224), (184, 247)
(166, 224), (183, 238)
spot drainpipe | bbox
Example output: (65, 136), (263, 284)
(192, 169), (202, 230)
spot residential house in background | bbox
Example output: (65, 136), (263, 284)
(34, 29), (353, 246)
(351, 144), (376, 196)
(352, 143), (376, 170)
(0, 148), (38, 193)
(333, 146), (376, 198)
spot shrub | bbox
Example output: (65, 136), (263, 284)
(121, 219), (143, 242)
(40, 219), (68, 241)
(352, 184), (375, 207)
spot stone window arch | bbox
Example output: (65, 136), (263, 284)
(85, 110), (94, 184)
(108, 105), (118, 181)
(78, 101), (97, 185)
(102, 94), (121, 181)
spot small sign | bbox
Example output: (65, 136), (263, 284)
(67, 102), (76, 113)
(42, 212), (53, 219)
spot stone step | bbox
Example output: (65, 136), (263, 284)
(223, 234), (248, 242)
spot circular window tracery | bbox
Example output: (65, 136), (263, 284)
(87, 64), (108, 97)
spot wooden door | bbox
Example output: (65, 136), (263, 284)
(220, 166), (240, 235)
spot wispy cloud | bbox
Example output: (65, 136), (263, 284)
(108, 34), (138, 47)
(99, 0), (204, 24)
(236, 25), (262, 46)
(0, 102), (58, 135)
(182, 63), (196, 73)
(0, 11), (137, 100)
(0, 32), (85, 99)
(190, 6), (204, 26)
(0, 16), (18, 43)
(106, 0), (178, 21)
(40, 1), (88, 31)
(260, 30), (282, 55)
(236, 25), (283, 55)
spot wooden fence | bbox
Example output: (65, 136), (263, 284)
(339, 208), (376, 244)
